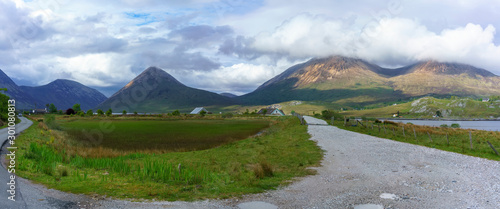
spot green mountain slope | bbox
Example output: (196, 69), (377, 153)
(95, 67), (236, 112)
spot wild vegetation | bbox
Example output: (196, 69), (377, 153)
(330, 118), (500, 161)
(16, 115), (323, 200)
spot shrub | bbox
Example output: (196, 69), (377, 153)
(222, 112), (233, 118)
(383, 120), (397, 126)
(172, 110), (180, 116)
(451, 123), (461, 128)
(77, 111), (85, 117)
(122, 110), (127, 115)
(65, 108), (75, 115)
(440, 124), (449, 128)
(374, 119), (382, 123)
(253, 161), (273, 179)
(97, 109), (104, 116)
(106, 109), (113, 117)
(44, 114), (59, 130)
(86, 110), (93, 116)
(134, 111), (138, 115)
(199, 110), (207, 117)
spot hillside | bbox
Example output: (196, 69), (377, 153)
(237, 56), (500, 106)
(95, 67), (236, 112)
(0, 69), (107, 110)
(342, 96), (500, 119)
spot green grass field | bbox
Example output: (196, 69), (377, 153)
(61, 119), (270, 152)
(16, 116), (323, 201)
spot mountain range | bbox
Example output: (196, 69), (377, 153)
(0, 69), (107, 111)
(2, 56), (499, 112)
(238, 56), (500, 105)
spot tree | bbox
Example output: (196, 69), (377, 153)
(0, 88), (10, 122)
(86, 110), (93, 116)
(106, 108), (113, 116)
(134, 111), (138, 115)
(77, 111), (85, 117)
(436, 110), (442, 117)
(122, 110), (127, 115)
(72, 104), (81, 113)
(97, 109), (104, 116)
(199, 110), (207, 117)
(172, 110), (180, 116)
(65, 108), (76, 115)
(48, 103), (58, 113)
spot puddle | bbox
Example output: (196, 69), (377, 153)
(354, 204), (384, 209)
(238, 201), (278, 209)
(380, 193), (398, 200)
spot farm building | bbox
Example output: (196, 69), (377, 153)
(257, 108), (285, 116)
(32, 108), (48, 114)
(190, 107), (208, 114)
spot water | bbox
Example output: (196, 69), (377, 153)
(383, 119), (500, 132)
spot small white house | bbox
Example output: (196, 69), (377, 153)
(258, 108), (285, 116)
(190, 107), (208, 114)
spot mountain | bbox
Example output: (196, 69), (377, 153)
(237, 56), (500, 105)
(0, 69), (107, 110)
(95, 67), (235, 112)
(19, 79), (108, 110)
(220, 93), (237, 98)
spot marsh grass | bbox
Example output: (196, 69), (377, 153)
(334, 120), (500, 161)
(16, 116), (323, 201)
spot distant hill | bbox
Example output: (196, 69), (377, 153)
(0, 69), (107, 110)
(237, 56), (500, 105)
(220, 93), (238, 98)
(95, 67), (236, 112)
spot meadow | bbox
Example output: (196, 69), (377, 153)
(60, 119), (270, 153)
(16, 115), (323, 200)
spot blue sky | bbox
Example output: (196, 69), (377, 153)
(1, 0), (500, 96)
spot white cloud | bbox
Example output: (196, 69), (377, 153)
(244, 14), (500, 74)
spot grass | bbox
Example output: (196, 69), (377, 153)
(60, 119), (270, 153)
(331, 119), (500, 161)
(16, 116), (323, 201)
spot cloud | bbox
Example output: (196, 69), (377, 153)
(230, 14), (500, 74)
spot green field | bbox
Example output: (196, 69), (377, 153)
(61, 119), (270, 152)
(16, 116), (323, 200)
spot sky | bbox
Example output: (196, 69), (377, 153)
(1, 0), (500, 97)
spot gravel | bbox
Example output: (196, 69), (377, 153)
(9, 116), (500, 208)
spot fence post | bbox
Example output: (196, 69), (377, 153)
(344, 116), (346, 126)
(331, 116), (334, 125)
(392, 127), (395, 135)
(378, 125), (380, 132)
(487, 141), (499, 156)
(383, 125), (386, 134)
(413, 127), (417, 141)
(427, 132), (432, 142)
(402, 125), (405, 137)
(446, 132), (449, 145)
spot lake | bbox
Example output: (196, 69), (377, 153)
(383, 119), (500, 132)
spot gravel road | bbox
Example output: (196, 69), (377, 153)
(4, 116), (500, 208)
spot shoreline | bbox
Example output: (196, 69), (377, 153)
(379, 118), (500, 122)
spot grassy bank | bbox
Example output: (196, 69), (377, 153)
(331, 119), (500, 161)
(16, 116), (323, 201)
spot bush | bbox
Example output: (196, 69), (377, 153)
(86, 110), (93, 116)
(65, 108), (75, 115)
(172, 110), (180, 116)
(222, 112), (233, 118)
(253, 161), (273, 179)
(451, 123), (461, 128)
(374, 119), (382, 123)
(383, 120), (397, 126)
(77, 111), (85, 117)
(199, 110), (207, 117)
(440, 124), (449, 128)
(320, 110), (342, 120)
(97, 109), (104, 116)
(122, 110), (127, 115)
(44, 114), (59, 130)
(106, 109), (113, 117)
